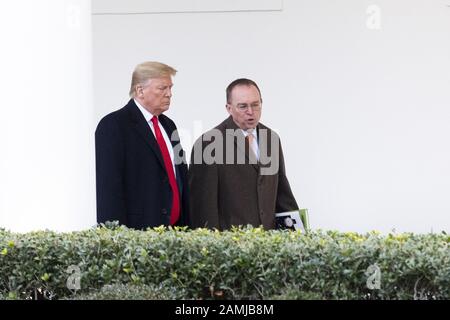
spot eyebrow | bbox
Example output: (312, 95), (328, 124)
(237, 101), (260, 105)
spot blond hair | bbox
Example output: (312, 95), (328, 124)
(129, 61), (177, 97)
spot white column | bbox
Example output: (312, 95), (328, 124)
(0, 0), (95, 232)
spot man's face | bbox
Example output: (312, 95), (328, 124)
(226, 85), (262, 131)
(136, 77), (173, 115)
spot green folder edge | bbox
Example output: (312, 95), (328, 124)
(299, 208), (310, 233)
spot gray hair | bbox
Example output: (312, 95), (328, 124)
(129, 61), (177, 97)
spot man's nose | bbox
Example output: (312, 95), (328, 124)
(165, 88), (172, 97)
(246, 106), (254, 115)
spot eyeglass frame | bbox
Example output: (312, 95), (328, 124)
(228, 102), (263, 112)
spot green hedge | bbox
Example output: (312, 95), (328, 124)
(0, 226), (449, 300)
(64, 283), (184, 300)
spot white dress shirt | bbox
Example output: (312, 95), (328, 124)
(134, 99), (176, 177)
(242, 128), (259, 160)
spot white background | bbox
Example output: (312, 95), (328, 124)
(1, 1), (449, 233)
(93, 0), (450, 233)
(0, 0), (95, 232)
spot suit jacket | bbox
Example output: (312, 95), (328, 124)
(188, 116), (298, 230)
(95, 99), (189, 229)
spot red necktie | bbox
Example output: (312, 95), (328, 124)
(151, 116), (180, 225)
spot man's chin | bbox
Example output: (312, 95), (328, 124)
(160, 105), (170, 113)
(245, 121), (257, 128)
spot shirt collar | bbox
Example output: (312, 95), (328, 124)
(241, 128), (258, 140)
(134, 99), (155, 123)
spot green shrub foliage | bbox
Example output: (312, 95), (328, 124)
(64, 283), (185, 300)
(0, 226), (448, 300)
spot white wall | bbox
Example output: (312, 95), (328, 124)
(0, 0), (95, 232)
(92, 0), (450, 233)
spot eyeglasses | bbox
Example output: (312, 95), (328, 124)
(232, 103), (262, 112)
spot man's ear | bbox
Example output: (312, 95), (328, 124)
(226, 104), (232, 114)
(135, 85), (143, 97)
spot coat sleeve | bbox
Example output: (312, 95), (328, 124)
(174, 136), (191, 227)
(275, 141), (299, 213)
(95, 115), (127, 225)
(188, 138), (220, 229)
